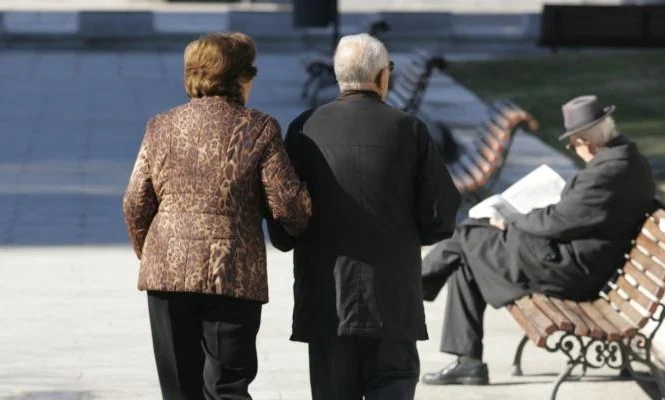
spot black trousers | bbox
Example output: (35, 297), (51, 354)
(440, 266), (487, 359)
(308, 335), (420, 400)
(147, 291), (262, 400)
(423, 234), (487, 360)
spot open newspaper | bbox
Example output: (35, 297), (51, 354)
(468, 164), (567, 220)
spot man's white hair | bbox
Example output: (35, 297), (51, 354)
(333, 33), (389, 91)
(574, 116), (619, 147)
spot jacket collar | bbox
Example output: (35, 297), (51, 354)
(589, 134), (637, 166)
(190, 95), (244, 107)
(337, 90), (382, 102)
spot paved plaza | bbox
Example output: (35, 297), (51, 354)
(0, 49), (653, 399)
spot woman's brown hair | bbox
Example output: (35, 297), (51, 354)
(184, 32), (258, 103)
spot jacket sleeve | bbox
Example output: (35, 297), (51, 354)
(414, 118), (462, 245)
(122, 122), (159, 259)
(506, 167), (614, 240)
(260, 117), (312, 239)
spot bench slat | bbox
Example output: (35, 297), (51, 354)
(457, 154), (488, 186)
(614, 275), (659, 314)
(592, 299), (638, 338)
(643, 218), (665, 243)
(624, 258), (665, 299)
(446, 163), (476, 192)
(636, 234), (665, 262)
(489, 113), (511, 131)
(606, 290), (649, 328)
(489, 103), (521, 127)
(507, 303), (548, 347)
(392, 76), (419, 95)
(473, 141), (502, 165)
(389, 83), (417, 109)
(479, 127), (506, 153)
(568, 301), (609, 339)
(549, 297), (591, 337)
(494, 99), (539, 131)
(630, 247), (665, 284)
(577, 302), (621, 341)
(532, 294), (574, 332)
(462, 150), (494, 174)
(484, 122), (511, 143)
(515, 297), (558, 335)
(654, 209), (665, 222)
(400, 63), (425, 86)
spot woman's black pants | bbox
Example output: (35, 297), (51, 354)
(147, 291), (262, 400)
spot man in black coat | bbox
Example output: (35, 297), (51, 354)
(267, 33), (461, 399)
(421, 95), (655, 385)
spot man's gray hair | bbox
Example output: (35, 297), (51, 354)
(574, 116), (619, 147)
(333, 34), (390, 91)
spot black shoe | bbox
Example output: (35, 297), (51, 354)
(421, 359), (489, 385)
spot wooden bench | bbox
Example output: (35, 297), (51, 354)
(508, 207), (665, 399)
(443, 99), (539, 203)
(301, 19), (390, 106)
(384, 49), (448, 117)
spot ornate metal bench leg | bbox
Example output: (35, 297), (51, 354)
(512, 335), (529, 377)
(548, 361), (577, 400)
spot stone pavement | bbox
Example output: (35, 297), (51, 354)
(0, 50), (651, 399)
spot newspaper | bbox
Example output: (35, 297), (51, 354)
(468, 164), (566, 220)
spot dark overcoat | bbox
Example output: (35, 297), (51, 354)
(268, 91), (461, 342)
(423, 135), (655, 308)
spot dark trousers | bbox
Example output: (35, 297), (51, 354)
(440, 266), (486, 359)
(308, 335), (420, 400)
(147, 291), (262, 400)
(423, 234), (487, 360)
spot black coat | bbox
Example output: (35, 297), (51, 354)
(268, 91), (461, 342)
(423, 135), (655, 308)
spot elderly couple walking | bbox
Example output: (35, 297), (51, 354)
(123, 31), (458, 400)
(123, 32), (655, 400)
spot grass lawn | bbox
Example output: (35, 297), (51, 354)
(448, 50), (665, 182)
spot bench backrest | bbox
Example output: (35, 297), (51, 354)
(449, 99), (538, 195)
(603, 209), (665, 329)
(385, 49), (447, 116)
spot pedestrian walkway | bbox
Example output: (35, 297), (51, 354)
(0, 50), (651, 399)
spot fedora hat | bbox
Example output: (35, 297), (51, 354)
(558, 95), (615, 141)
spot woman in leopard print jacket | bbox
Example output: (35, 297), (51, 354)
(122, 32), (311, 400)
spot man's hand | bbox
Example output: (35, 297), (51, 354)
(489, 217), (506, 231)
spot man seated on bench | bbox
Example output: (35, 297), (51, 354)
(420, 95), (655, 386)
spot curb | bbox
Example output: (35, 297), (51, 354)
(0, 10), (542, 51)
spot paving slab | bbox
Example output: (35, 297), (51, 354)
(0, 247), (650, 400)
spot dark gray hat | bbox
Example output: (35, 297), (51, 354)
(558, 95), (615, 141)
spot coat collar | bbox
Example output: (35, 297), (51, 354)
(588, 134), (637, 166)
(337, 90), (382, 102)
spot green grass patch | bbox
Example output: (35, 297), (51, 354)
(447, 51), (665, 163)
